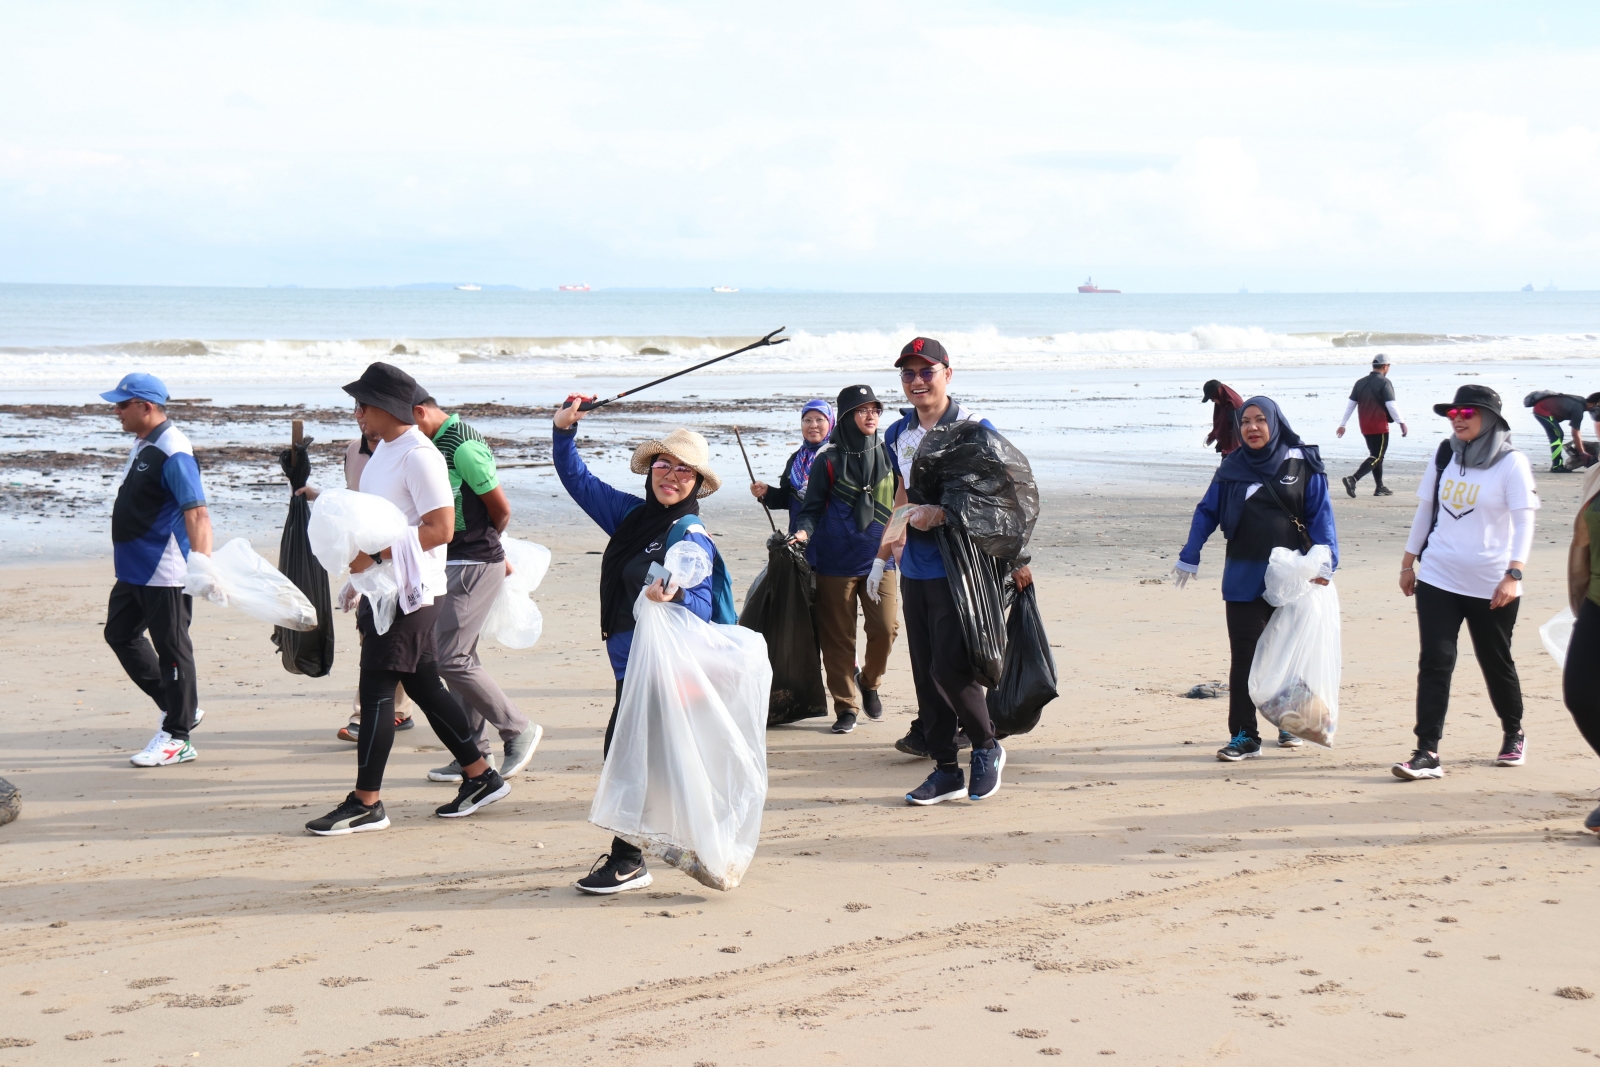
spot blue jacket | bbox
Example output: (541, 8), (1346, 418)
(553, 426), (734, 678)
(794, 450), (894, 578)
(1177, 453), (1340, 602)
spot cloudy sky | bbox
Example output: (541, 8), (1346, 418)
(3, 1), (1598, 291)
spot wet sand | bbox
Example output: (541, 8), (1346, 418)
(2, 475), (1598, 1066)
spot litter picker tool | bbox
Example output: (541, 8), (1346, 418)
(733, 425), (778, 533)
(577, 327), (788, 411)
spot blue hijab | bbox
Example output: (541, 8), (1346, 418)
(1216, 395), (1324, 483)
(790, 398), (835, 491)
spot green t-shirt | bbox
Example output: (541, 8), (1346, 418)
(429, 413), (504, 562)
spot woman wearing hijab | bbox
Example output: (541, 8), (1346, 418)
(1393, 385), (1537, 781)
(552, 394), (737, 894)
(1561, 462), (1600, 833)
(1174, 396), (1340, 761)
(751, 399), (834, 537)
(790, 385), (900, 734)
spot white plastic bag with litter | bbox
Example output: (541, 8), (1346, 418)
(346, 560), (400, 635)
(307, 488), (409, 579)
(589, 589), (772, 891)
(185, 538), (319, 631)
(1541, 607), (1575, 667)
(664, 540), (712, 591)
(483, 537), (552, 649)
(1248, 545), (1341, 747)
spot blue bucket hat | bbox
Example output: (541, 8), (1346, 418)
(101, 372), (169, 405)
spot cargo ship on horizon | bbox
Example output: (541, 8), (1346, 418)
(1078, 277), (1120, 294)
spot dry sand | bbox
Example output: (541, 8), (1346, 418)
(3, 476), (1599, 1066)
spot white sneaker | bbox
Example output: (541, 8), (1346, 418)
(129, 730), (197, 767)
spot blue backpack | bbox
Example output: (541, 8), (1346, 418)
(665, 515), (739, 625)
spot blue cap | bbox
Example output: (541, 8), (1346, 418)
(100, 372), (169, 405)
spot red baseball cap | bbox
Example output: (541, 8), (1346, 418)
(895, 336), (950, 368)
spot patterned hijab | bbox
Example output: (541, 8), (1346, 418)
(789, 398), (834, 492)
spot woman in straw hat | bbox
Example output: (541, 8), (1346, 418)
(1393, 384), (1538, 781)
(552, 395), (737, 894)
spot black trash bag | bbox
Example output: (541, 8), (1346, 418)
(270, 439), (336, 677)
(910, 421), (1039, 564)
(986, 584), (1058, 738)
(738, 532), (827, 726)
(934, 522), (1009, 689)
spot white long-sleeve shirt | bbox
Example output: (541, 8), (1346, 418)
(1405, 448), (1538, 599)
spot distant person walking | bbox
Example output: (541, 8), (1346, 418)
(103, 373), (214, 768)
(789, 385), (900, 734)
(413, 391), (543, 783)
(1393, 385), (1537, 781)
(1202, 380), (1244, 455)
(1174, 396), (1339, 761)
(1337, 354), (1407, 497)
(1524, 390), (1598, 473)
(751, 399), (834, 535)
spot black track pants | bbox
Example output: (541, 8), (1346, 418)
(1225, 597), (1277, 741)
(1353, 432), (1389, 487)
(902, 576), (997, 767)
(355, 659), (482, 792)
(1413, 580), (1522, 751)
(1563, 598), (1600, 758)
(104, 582), (199, 741)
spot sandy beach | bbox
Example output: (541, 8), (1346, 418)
(3, 468), (1598, 1067)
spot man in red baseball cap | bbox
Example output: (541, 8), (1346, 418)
(881, 337), (1032, 807)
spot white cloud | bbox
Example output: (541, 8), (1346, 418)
(1, 2), (1598, 289)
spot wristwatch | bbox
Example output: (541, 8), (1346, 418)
(1504, 568), (1523, 581)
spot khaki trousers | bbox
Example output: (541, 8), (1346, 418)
(813, 572), (900, 714)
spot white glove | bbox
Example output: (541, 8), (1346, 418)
(1171, 565), (1192, 590)
(905, 505), (947, 531)
(866, 558), (887, 603)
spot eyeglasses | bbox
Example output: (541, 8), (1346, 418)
(900, 367), (942, 383)
(1446, 407), (1478, 419)
(113, 399), (137, 411)
(650, 460), (696, 479)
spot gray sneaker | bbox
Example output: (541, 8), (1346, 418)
(427, 760), (465, 783)
(501, 724), (543, 778)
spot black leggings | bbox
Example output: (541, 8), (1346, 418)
(1354, 432), (1388, 487)
(1563, 598), (1600, 757)
(355, 659), (482, 792)
(1413, 580), (1522, 751)
(1226, 598), (1276, 741)
(601, 677), (643, 867)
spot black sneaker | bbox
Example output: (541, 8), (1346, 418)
(435, 768), (510, 818)
(1373, 485), (1394, 497)
(1216, 732), (1262, 761)
(895, 723), (931, 758)
(305, 792), (389, 836)
(1494, 731), (1527, 767)
(1552, 463), (1571, 474)
(831, 712), (857, 734)
(575, 852), (653, 895)
(969, 743), (1006, 800)
(1277, 729), (1304, 748)
(1341, 474), (1357, 498)
(1392, 749), (1443, 780)
(856, 671), (884, 720)
(906, 765), (966, 806)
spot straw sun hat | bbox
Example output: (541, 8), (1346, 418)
(629, 428), (721, 497)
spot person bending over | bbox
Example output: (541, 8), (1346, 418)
(1525, 390), (1597, 473)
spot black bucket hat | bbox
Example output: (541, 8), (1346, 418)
(343, 362), (420, 424)
(1433, 383), (1509, 430)
(836, 384), (883, 417)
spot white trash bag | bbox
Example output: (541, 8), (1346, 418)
(590, 589), (772, 891)
(1541, 607), (1575, 667)
(1248, 545), (1341, 747)
(185, 538), (319, 631)
(348, 560), (400, 636)
(664, 540), (712, 590)
(483, 537), (552, 649)
(307, 488), (409, 578)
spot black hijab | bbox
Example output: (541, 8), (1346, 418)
(821, 407), (894, 531)
(597, 472), (702, 638)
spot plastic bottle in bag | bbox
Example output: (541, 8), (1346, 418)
(589, 589), (772, 891)
(738, 532), (828, 726)
(482, 537), (552, 649)
(185, 539), (319, 631)
(1248, 546), (1341, 747)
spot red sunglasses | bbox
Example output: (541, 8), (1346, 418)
(1446, 407), (1477, 419)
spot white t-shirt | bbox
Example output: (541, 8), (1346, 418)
(1406, 448), (1539, 599)
(359, 427), (454, 568)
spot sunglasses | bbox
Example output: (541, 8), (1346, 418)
(1446, 407), (1478, 419)
(900, 367), (943, 383)
(650, 460), (696, 479)
(113, 399), (142, 411)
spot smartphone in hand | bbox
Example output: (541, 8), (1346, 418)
(646, 561), (673, 587)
